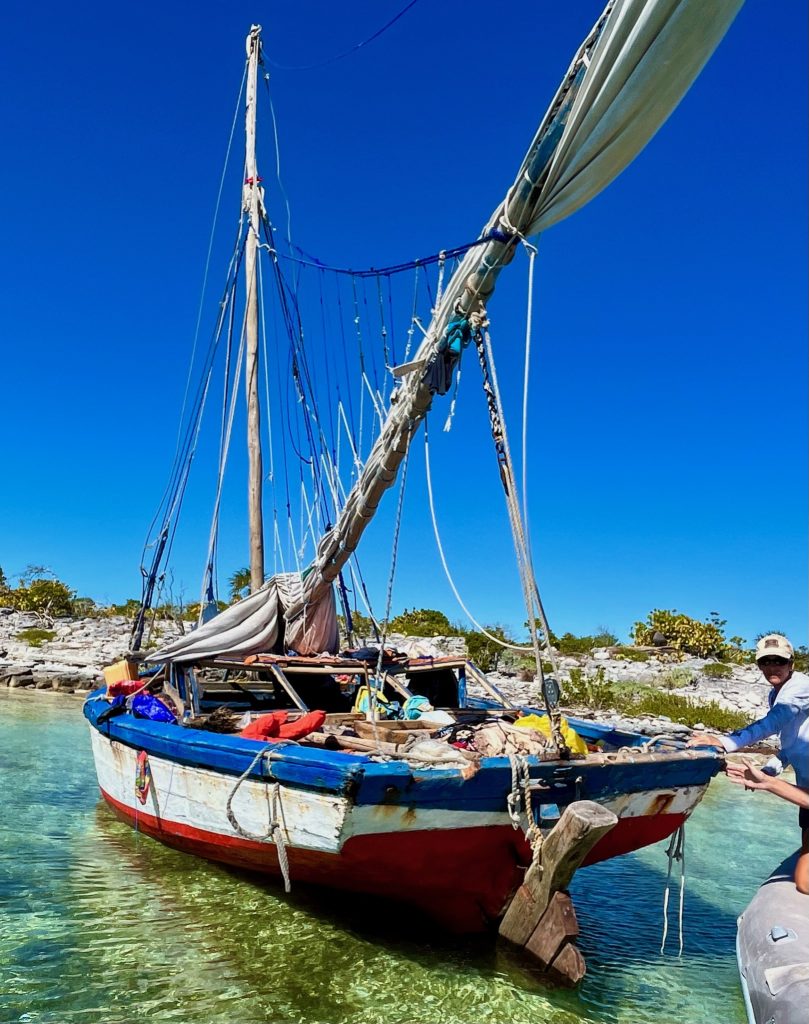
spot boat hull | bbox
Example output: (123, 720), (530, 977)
(88, 723), (713, 931)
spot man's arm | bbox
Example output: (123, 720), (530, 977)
(718, 700), (802, 752)
(726, 760), (809, 809)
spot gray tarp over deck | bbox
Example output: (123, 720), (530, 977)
(146, 574), (338, 663)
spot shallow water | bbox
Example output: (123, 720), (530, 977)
(0, 690), (798, 1024)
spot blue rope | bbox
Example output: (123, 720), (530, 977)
(267, 0), (423, 73)
(280, 229), (513, 279)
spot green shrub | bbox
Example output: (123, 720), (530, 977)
(464, 625), (513, 673)
(16, 628), (56, 648)
(102, 598), (142, 618)
(614, 646), (650, 663)
(659, 668), (695, 689)
(564, 667), (617, 710)
(632, 609), (727, 658)
(389, 608), (453, 636)
(2, 577), (75, 617)
(703, 662), (733, 679)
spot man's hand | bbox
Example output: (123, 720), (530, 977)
(687, 731), (726, 749)
(726, 759), (771, 791)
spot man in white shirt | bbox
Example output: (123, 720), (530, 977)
(689, 633), (809, 893)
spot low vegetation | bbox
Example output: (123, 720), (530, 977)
(613, 646), (650, 663)
(563, 666), (748, 732)
(702, 662), (733, 680)
(659, 667), (695, 689)
(15, 627), (56, 648)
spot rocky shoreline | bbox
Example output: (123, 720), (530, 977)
(1, 610), (778, 741)
(0, 609), (771, 742)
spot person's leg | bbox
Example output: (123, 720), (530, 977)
(795, 827), (809, 894)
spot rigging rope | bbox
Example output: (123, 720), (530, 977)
(173, 64), (247, 472)
(520, 239), (539, 558)
(370, 429), (412, 747)
(423, 423), (533, 653)
(474, 326), (567, 755)
(277, 230), (511, 280)
(267, 0), (422, 72)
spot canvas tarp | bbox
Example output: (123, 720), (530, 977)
(145, 573), (338, 664)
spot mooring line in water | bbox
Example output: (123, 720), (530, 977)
(661, 824), (686, 956)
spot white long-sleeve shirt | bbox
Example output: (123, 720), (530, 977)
(720, 670), (809, 787)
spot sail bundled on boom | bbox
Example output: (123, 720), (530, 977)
(287, 0), (744, 625)
(148, 574), (338, 663)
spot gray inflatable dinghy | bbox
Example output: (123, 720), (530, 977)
(737, 851), (809, 1024)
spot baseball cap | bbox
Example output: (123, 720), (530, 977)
(755, 634), (794, 662)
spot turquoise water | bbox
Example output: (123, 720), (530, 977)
(0, 690), (798, 1024)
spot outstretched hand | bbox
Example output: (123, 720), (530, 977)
(725, 759), (770, 791)
(687, 732), (725, 749)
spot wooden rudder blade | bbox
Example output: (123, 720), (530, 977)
(498, 799), (618, 984)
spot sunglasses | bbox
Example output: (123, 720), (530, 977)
(758, 656), (789, 667)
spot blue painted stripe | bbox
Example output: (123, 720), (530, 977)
(84, 690), (721, 812)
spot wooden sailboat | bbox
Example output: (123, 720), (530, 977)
(85, 1), (743, 935)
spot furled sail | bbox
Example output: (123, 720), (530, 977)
(146, 574), (338, 664)
(147, 0), (742, 664)
(283, 0), (744, 631)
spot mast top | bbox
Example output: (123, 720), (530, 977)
(246, 24), (262, 57)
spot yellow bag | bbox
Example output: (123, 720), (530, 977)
(514, 713), (589, 755)
(352, 684), (393, 718)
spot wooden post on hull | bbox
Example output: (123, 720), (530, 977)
(499, 800), (618, 985)
(243, 24), (265, 593)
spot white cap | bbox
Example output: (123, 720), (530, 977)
(755, 634), (794, 662)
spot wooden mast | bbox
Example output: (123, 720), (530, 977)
(243, 24), (265, 593)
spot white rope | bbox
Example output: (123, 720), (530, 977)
(520, 240), (539, 554)
(266, 84), (293, 250)
(434, 251), (447, 312)
(403, 265), (420, 363)
(507, 753), (544, 857)
(224, 743), (293, 891)
(257, 240), (275, 485)
(174, 64), (247, 463)
(337, 400), (364, 479)
(443, 364), (462, 432)
(476, 329), (565, 752)
(424, 423), (533, 652)
(200, 319), (246, 605)
(660, 824), (686, 956)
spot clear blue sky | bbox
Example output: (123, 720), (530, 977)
(1, 1), (806, 646)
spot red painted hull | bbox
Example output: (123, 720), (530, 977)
(101, 787), (687, 931)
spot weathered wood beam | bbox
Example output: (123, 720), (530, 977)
(499, 799), (618, 984)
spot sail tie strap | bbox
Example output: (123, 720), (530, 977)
(225, 743), (295, 891)
(660, 823), (686, 956)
